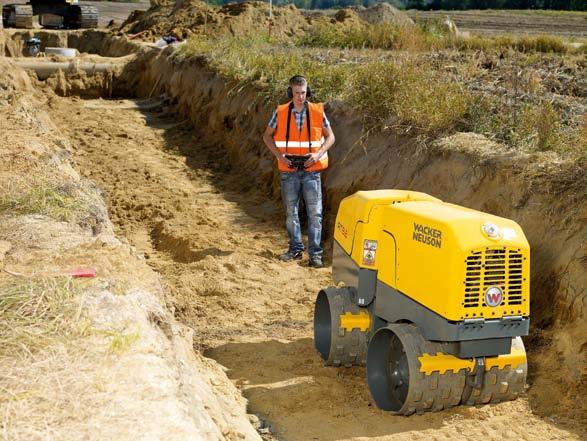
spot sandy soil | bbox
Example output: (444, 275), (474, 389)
(43, 92), (585, 441)
(0, 57), (260, 440)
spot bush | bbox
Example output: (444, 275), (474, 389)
(346, 60), (470, 134)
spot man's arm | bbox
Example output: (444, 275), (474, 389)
(263, 126), (291, 168)
(305, 125), (335, 168)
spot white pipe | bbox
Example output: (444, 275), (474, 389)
(13, 60), (121, 80)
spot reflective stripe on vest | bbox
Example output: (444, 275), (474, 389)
(273, 101), (329, 172)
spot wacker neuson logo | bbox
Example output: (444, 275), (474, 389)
(413, 222), (442, 249)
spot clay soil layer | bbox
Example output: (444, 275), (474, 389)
(45, 93), (585, 441)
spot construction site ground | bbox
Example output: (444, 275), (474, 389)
(48, 93), (582, 441)
(1, 3), (586, 441)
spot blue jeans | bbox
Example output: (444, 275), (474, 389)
(280, 171), (323, 258)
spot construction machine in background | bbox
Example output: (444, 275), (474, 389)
(2, 0), (98, 29)
(314, 190), (529, 414)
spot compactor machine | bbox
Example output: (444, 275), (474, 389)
(2, 0), (97, 29)
(314, 190), (529, 414)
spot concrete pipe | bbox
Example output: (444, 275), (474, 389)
(13, 60), (122, 80)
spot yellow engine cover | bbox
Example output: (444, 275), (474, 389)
(334, 190), (530, 322)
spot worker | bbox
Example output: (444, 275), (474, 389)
(263, 75), (336, 268)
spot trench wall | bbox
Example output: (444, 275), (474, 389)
(0, 29), (140, 57)
(121, 47), (586, 418)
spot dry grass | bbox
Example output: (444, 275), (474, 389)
(453, 34), (573, 54)
(300, 21), (583, 54)
(0, 179), (82, 223)
(178, 35), (585, 157)
(0, 277), (89, 357)
(299, 23), (430, 51)
(517, 101), (561, 152)
(345, 60), (470, 134)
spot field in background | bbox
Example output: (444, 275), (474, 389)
(407, 9), (587, 38)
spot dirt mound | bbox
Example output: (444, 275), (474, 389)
(119, 1), (309, 40)
(117, 1), (414, 42)
(354, 3), (414, 26)
(0, 58), (32, 96)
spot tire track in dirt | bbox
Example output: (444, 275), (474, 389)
(47, 94), (583, 441)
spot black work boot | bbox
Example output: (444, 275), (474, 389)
(280, 250), (303, 262)
(309, 255), (324, 268)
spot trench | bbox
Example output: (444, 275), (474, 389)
(3, 28), (585, 440)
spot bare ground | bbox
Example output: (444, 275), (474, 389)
(42, 91), (585, 441)
(406, 9), (587, 38)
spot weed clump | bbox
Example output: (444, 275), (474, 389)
(345, 60), (469, 134)
(0, 184), (79, 222)
(517, 101), (562, 152)
(0, 277), (88, 356)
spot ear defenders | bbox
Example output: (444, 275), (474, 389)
(287, 75), (312, 99)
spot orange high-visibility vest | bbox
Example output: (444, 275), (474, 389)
(273, 101), (328, 172)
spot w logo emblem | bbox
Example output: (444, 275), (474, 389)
(485, 287), (503, 307)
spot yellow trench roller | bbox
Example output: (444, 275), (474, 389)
(314, 190), (529, 414)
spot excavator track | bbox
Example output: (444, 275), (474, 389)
(67, 4), (98, 29)
(2, 4), (33, 28)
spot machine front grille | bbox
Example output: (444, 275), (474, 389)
(464, 247), (525, 309)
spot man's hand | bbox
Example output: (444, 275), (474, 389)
(304, 151), (323, 168)
(277, 153), (292, 168)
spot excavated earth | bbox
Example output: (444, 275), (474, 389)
(1, 7), (586, 441)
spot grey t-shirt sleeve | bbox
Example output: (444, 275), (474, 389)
(323, 112), (330, 129)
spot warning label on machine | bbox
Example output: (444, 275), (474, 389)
(363, 240), (378, 265)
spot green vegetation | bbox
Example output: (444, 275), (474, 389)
(100, 329), (140, 355)
(178, 32), (585, 157)
(0, 277), (88, 356)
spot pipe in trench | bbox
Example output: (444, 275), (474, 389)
(12, 60), (125, 80)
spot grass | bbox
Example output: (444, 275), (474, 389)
(0, 181), (81, 223)
(343, 60), (470, 133)
(0, 277), (89, 357)
(98, 329), (140, 355)
(300, 20), (583, 54)
(299, 23), (430, 51)
(453, 34), (572, 54)
(178, 34), (585, 157)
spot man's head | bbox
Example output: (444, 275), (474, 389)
(288, 75), (311, 107)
